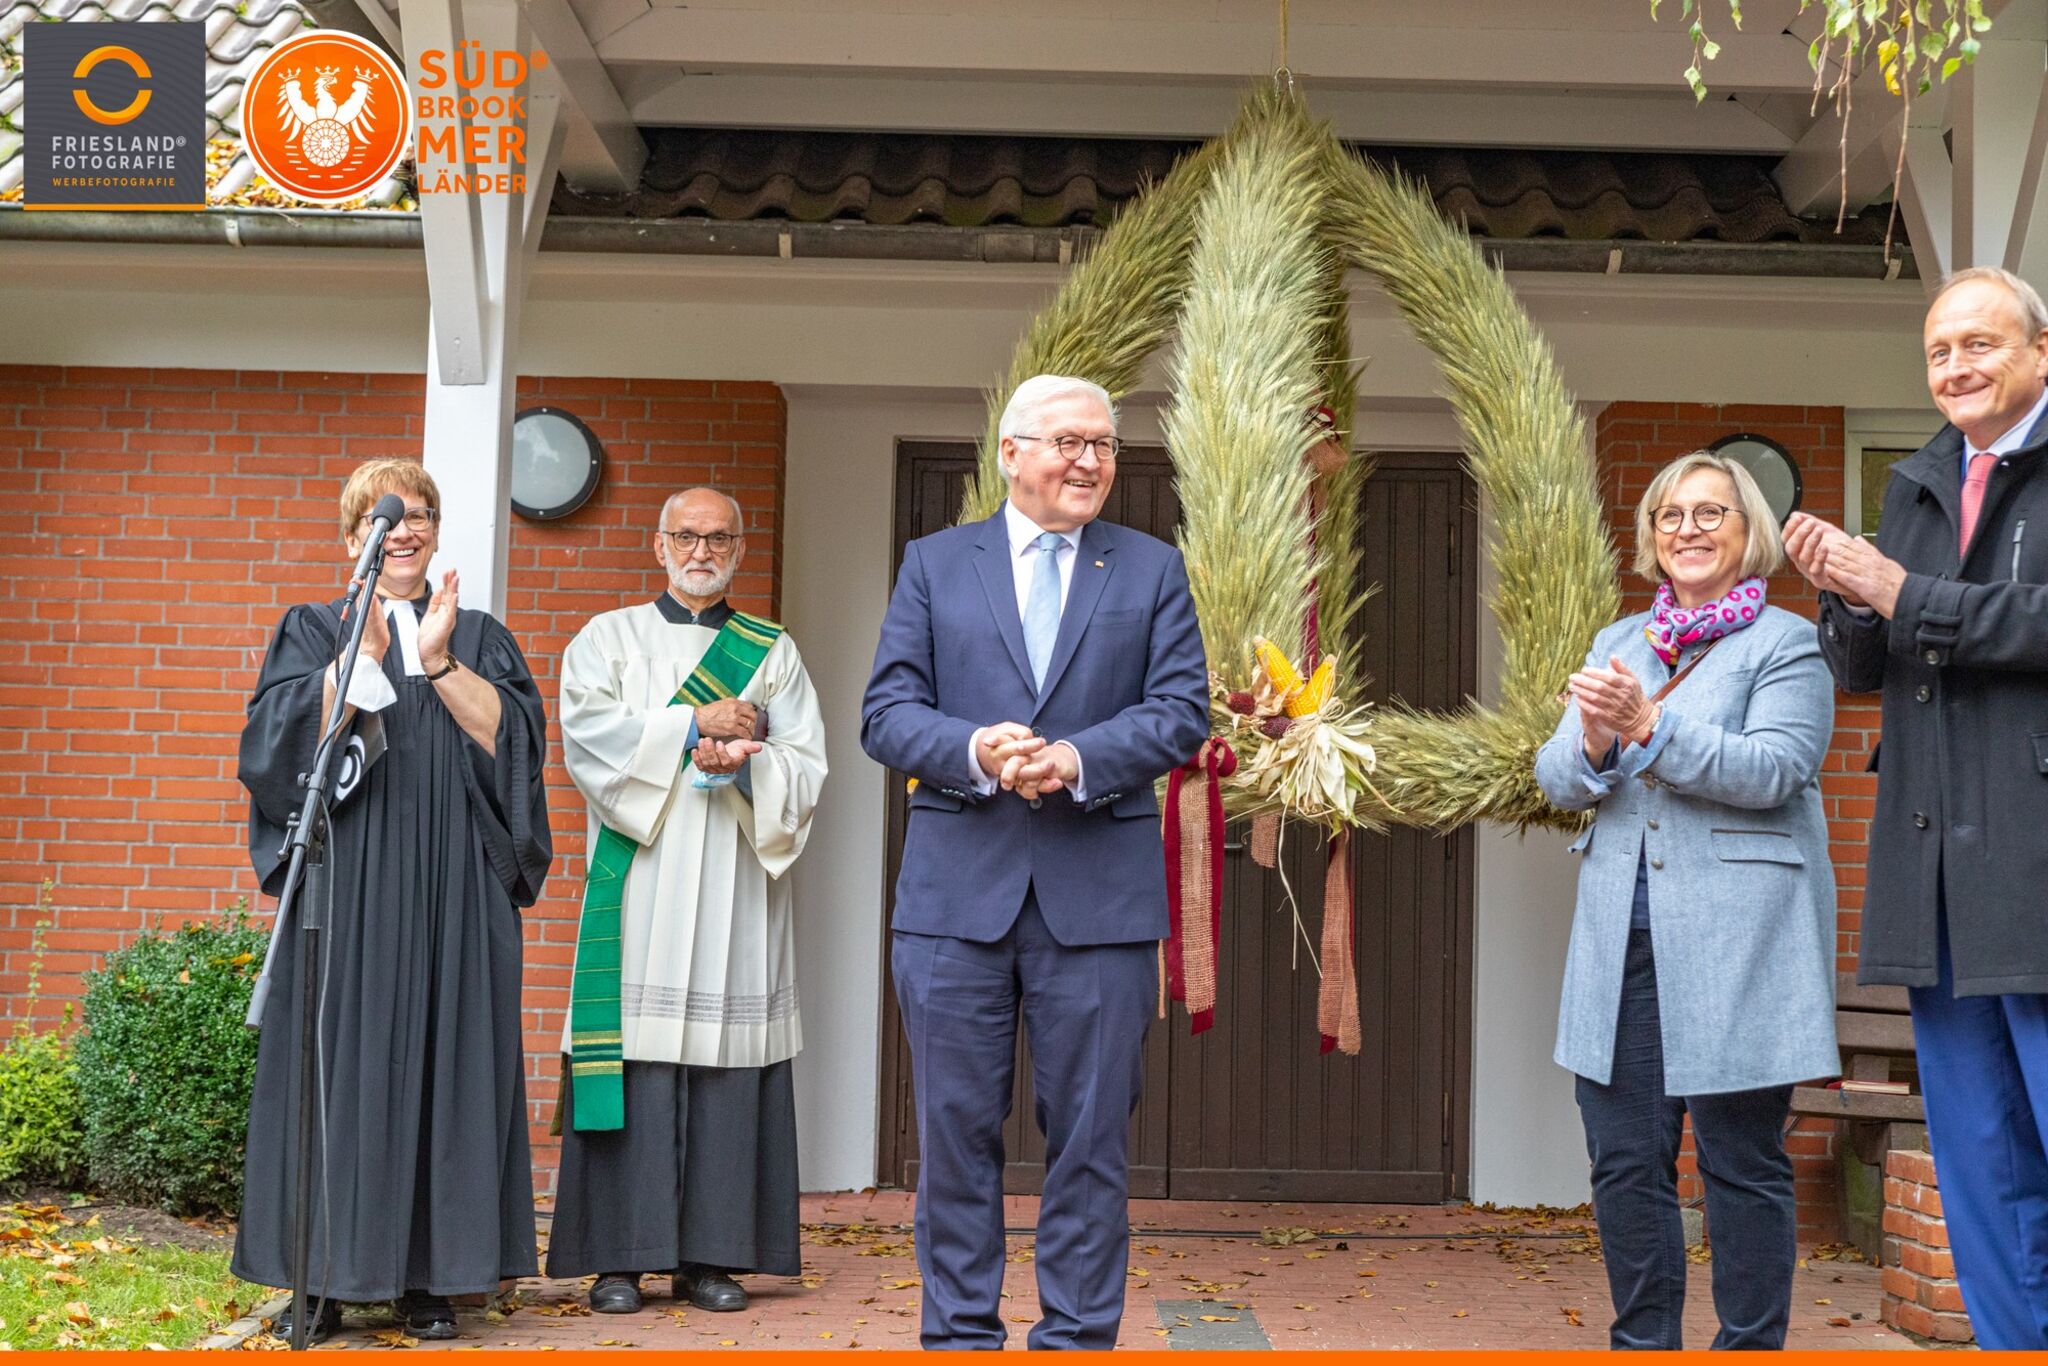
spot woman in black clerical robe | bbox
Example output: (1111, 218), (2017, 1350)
(232, 458), (552, 1342)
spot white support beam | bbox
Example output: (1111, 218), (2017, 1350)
(1772, 67), (1938, 216)
(593, 11), (1821, 94)
(516, 0), (646, 190)
(618, 73), (1795, 153)
(402, 0), (487, 385)
(1897, 122), (1956, 288)
(416, 0), (560, 618)
(1954, 39), (2048, 274)
(2004, 66), (2048, 280)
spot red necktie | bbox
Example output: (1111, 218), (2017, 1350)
(1960, 450), (1997, 554)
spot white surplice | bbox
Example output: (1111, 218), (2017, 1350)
(559, 603), (827, 1068)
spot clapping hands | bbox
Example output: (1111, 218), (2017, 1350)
(1785, 512), (1904, 617)
(1567, 656), (1653, 757)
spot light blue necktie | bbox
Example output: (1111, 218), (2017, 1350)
(1023, 530), (1064, 690)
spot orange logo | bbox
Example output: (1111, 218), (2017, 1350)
(72, 45), (152, 125)
(239, 30), (411, 205)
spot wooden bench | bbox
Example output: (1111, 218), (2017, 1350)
(1790, 974), (1926, 1160)
(1790, 974), (1927, 1259)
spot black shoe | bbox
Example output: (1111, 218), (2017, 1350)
(396, 1291), (459, 1340)
(589, 1273), (644, 1314)
(271, 1297), (342, 1344)
(674, 1264), (748, 1312)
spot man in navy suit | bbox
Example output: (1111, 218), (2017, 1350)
(862, 375), (1208, 1349)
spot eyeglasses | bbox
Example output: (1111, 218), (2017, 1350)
(1013, 434), (1124, 462)
(360, 507), (440, 533)
(1651, 503), (1744, 535)
(660, 530), (740, 553)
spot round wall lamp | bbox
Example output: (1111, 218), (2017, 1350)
(511, 406), (605, 520)
(1708, 432), (1802, 525)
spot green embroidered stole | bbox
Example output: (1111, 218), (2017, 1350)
(567, 609), (784, 1131)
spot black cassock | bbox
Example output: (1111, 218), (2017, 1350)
(232, 594), (552, 1301)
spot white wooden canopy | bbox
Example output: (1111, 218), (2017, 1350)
(380, 0), (2047, 611)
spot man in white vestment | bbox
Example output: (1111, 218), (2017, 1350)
(548, 487), (827, 1315)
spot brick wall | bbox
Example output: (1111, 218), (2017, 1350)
(1594, 403), (1877, 1244)
(0, 364), (787, 1181)
(1881, 1149), (1972, 1342)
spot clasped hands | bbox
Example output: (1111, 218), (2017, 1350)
(694, 698), (765, 775)
(976, 722), (1079, 801)
(1784, 512), (1905, 618)
(1566, 657), (1658, 761)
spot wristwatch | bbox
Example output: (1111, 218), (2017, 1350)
(424, 656), (460, 681)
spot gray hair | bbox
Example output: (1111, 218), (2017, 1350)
(997, 374), (1116, 443)
(1934, 266), (2048, 338)
(1632, 450), (1785, 585)
(660, 487), (746, 534)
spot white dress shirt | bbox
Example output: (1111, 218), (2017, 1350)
(967, 501), (1090, 800)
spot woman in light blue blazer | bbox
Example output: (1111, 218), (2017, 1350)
(1534, 450), (1838, 1351)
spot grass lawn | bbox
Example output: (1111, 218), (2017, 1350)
(0, 1202), (271, 1350)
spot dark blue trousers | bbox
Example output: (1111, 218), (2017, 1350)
(891, 892), (1156, 1350)
(1575, 922), (1796, 1350)
(1909, 914), (2048, 1349)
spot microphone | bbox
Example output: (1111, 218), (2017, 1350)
(349, 492), (408, 584)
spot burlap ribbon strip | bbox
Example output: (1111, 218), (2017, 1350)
(1162, 738), (1235, 1033)
(1317, 827), (1362, 1055)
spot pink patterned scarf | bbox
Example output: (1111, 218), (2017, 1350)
(1644, 576), (1766, 666)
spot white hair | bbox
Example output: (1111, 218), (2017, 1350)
(1935, 266), (2048, 339)
(660, 487), (746, 533)
(997, 374), (1116, 443)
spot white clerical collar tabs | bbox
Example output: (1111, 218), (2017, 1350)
(382, 597), (425, 676)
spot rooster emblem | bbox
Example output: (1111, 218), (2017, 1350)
(274, 65), (379, 169)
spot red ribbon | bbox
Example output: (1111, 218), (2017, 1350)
(1163, 738), (1235, 1033)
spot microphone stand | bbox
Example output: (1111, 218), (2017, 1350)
(268, 531), (392, 1351)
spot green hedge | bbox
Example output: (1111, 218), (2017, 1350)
(0, 1013), (83, 1189)
(75, 911), (269, 1215)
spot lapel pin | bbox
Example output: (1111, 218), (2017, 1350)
(1094, 560), (1105, 568)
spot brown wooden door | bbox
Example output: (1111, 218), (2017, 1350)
(875, 444), (1476, 1203)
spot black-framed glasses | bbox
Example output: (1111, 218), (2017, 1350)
(1651, 503), (1744, 534)
(1014, 433), (1124, 461)
(660, 530), (740, 553)
(361, 507), (440, 533)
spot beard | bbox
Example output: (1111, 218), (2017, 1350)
(670, 559), (735, 600)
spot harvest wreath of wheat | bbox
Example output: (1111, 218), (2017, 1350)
(954, 88), (1621, 1049)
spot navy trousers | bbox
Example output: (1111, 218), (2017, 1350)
(1909, 914), (2048, 1349)
(891, 891), (1156, 1350)
(1575, 920), (1797, 1350)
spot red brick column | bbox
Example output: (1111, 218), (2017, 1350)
(1880, 1149), (1973, 1343)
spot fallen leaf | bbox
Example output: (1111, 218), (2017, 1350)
(62, 1302), (92, 1326)
(1196, 1315), (1238, 1323)
(371, 1328), (419, 1348)
(718, 1340), (737, 1347)
(1814, 1298), (1831, 1305)
(1827, 1316), (1852, 1328)
(1561, 1306), (1585, 1327)
(1453, 1310), (1469, 1318)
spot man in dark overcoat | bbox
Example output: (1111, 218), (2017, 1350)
(1785, 265), (2048, 1349)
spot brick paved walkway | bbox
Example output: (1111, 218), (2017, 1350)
(290, 1192), (1918, 1351)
